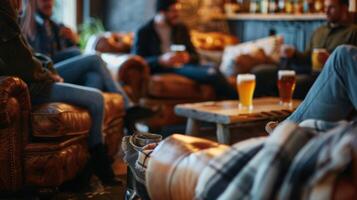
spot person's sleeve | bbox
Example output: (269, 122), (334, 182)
(0, 34), (55, 83)
(0, 4), (54, 83)
(181, 25), (199, 65)
(132, 29), (161, 70)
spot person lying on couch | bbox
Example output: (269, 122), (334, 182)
(132, 0), (237, 99)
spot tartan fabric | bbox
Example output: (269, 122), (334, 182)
(217, 122), (316, 200)
(298, 119), (348, 132)
(278, 121), (357, 200)
(195, 137), (266, 200)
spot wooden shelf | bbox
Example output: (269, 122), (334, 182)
(221, 13), (326, 21)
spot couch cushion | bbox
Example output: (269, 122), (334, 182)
(147, 74), (215, 100)
(25, 135), (88, 187)
(31, 93), (125, 138)
(31, 103), (91, 138)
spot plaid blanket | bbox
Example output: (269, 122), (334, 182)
(195, 119), (356, 200)
(195, 137), (266, 200)
(278, 120), (357, 200)
(217, 122), (316, 200)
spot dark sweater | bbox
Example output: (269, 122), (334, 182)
(0, 0), (55, 97)
(132, 19), (199, 73)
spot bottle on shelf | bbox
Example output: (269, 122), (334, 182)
(285, 0), (294, 14)
(278, 0), (286, 13)
(269, 0), (279, 13)
(294, 0), (304, 14)
(261, 0), (269, 14)
(250, 0), (261, 13)
(314, 0), (324, 13)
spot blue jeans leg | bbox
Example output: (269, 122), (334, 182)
(55, 54), (133, 107)
(168, 65), (237, 99)
(32, 83), (105, 147)
(287, 45), (357, 123)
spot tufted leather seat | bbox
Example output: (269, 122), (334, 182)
(0, 77), (125, 192)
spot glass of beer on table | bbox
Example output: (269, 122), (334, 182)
(277, 70), (296, 107)
(237, 74), (256, 111)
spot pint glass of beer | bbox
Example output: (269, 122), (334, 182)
(237, 74), (256, 110)
(312, 48), (329, 72)
(277, 70), (296, 106)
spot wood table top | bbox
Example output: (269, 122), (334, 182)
(175, 97), (301, 125)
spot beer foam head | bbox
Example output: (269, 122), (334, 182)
(278, 70), (295, 79)
(237, 74), (256, 83)
(313, 48), (328, 53)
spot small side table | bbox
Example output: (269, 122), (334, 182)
(175, 97), (300, 144)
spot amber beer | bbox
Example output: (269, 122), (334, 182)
(277, 70), (296, 106)
(237, 74), (256, 110)
(312, 48), (329, 72)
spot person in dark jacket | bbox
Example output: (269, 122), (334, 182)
(22, 0), (81, 63)
(132, 0), (237, 99)
(0, 0), (119, 186)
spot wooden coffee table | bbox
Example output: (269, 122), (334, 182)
(175, 97), (300, 144)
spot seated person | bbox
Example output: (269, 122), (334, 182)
(22, 0), (154, 134)
(22, 0), (81, 63)
(132, 0), (237, 99)
(254, 0), (357, 99)
(0, 0), (119, 186)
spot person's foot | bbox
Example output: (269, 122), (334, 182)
(124, 105), (158, 135)
(126, 105), (157, 121)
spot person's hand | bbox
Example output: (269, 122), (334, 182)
(280, 45), (296, 58)
(159, 51), (190, 67)
(317, 51), (330, 65)
(50, 74), (64, 83)
(59, 26), (79, 44)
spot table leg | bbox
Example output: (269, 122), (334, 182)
(186, 118), (200, 136)
(217, 124), (230, 144)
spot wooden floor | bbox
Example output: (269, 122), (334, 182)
(1, 159), (128, 200)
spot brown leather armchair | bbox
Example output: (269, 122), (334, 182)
(0, 76), (125, 192)
(146, 134), (357, 200)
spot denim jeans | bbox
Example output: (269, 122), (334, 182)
(288, 45), (357, 123)
(55, 54), (133, 108)
(32, 83), (105, 147)
(157, 65), (237, 99)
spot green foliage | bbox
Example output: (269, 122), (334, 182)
(78, 18), (106, 50)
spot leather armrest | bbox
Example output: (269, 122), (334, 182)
(0, 76), (31, 192)
(146, 134), (228, 200)
(102, 54), (150, 102)
(0, 76), (31, 128)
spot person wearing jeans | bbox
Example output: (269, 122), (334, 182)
(287, 45), (357, 123)
(132, 0), (237, 99)
(0, 0), (122, 187)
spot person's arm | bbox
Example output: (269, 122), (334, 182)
(180, 25), (199, 65)
(132, 29), (161, 70)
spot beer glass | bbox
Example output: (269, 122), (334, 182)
(277, 70), (296, 106)
(312, 48), (329, 72)
(170, 44), (186, 68)
(237, 74), (256, 110)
